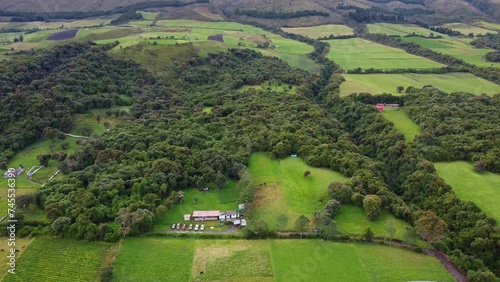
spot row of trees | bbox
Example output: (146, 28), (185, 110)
(234, 9), (329, 19)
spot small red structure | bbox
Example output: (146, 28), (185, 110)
(375, 103), (400, 112)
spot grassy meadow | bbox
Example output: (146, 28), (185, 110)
(340, 73), (500, 96)
(367, 23), (442, 37)
(112, 238), (452, 282)
(441, 23), (496, 35)
(473, 21), (500, 32)
(281, 24), (354, 38)
(381, 108), (421, 142)
(324, 38), (444, 70)
(249, 153), (348, 230)
(435, 162), (500, 222)
(5, 237), (111, 282)
(70, 105), (129, 136)
(402, 36), (500, 67)
(154, 181), (240, 230)
(0, 237), (34, 279)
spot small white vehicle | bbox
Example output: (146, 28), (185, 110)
(194, 224), (199, 231)
(171, 224), (176, 229)
(176, 223), (180, 230)
(200, 224), (205, 231)
(189, 224), (193, 230)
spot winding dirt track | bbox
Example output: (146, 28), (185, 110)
(425, 249), (468, 282)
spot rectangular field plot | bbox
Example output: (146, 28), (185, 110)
(367, 23), (441, 37)
(325, 38), (444, 70)
(435, 162), (500, 222)
(381, 109), (421, 142)
(340, 73), (500, 96)
(282, 24), (354, 39)
(5, 238), (111, 282)
(402, 36), (500, 67)
(441, 23), (496, 35)
(270, 240), (453, 282)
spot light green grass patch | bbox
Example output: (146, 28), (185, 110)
(402, 36), (500, 67)
(270, 240), (453, 282)
(381, 108), (421, 142)
(367, 23), (443, 37)
(441, 23), (495, 36)
(473, 21), (500, 32)
(282, 24), (354, 39)
(0, 237), (34, 279)
(250, 153), (348, 230)
(341, 73), (500, 96)
(202, 107), (213, 113)
(71, 106), (129, 136)
(5, 237), (111, 282)
(113, 237), (194, 282)
(325, 38), (444, 70)
(435, 162), (500, 222)
(239, 81), (296, 93)
(154, 181), (240, 230)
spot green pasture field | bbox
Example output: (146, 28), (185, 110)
(113, 238), (195, 282)
(473, 21), (500, 32)
(139, 11), (159, 21)
(5, 237), (111, 282)
(435, 162), (500, 222)
(0, 237), (34, 279)
(203, 107), (213, 113)
(281, 24), (354, 38)
(324, 38), (444, 70)
(335, 205), (411, 240)
(154, 181), (240, 231)
(441, 23), (496, 35)
(239, 81), (297, 93)
(367, 23), (443, 37)
(249, 153), (348, 230)
(270, 240), (452, 282)
(381, 108), (421, 142)
(402, 36), (500, 67)
(340, 73), (500, 96)
(112, 238), (452, 282)
(71, 105), (129, 136)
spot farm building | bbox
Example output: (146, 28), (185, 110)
(219, 210), (239, 220)
(234, 219), (247, 227)
(375, 103), (400, 112)
(2, 167), (24, 178)
(192, 211), (220, 221)
(183, 214), (191, 221)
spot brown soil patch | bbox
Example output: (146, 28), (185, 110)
(192, 7), (223, 20)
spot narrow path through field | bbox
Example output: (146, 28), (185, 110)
(425, 249), (468, 282)
(62, 133), (89, 139)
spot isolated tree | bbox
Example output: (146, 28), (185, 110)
(385, 220), (396, 241)
(193, 197), (198, 205)
(303, 170), (311, 177)
(414, 210), (448, 243)
(295, 215), (310, 237)
(396, 86), (404, 93)
(363, 195), (382, 221)
(276, 214), (289, 232)
(61, 141), (70, 150)
(96, 115), (101, 123)
(364, 227), (374, 242)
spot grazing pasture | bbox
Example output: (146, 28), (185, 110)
(441, 23), (495, 35)
(324, 38), (444, 70)
(473, 21), (500, 32)
(250, 153), (348, 230)
(0, 237), (34, 278)
(381, 108), (421, 142)
(340, 73), (500, 96)
(70, 105), (129, 136)
(5, 237), (111, 282)
(112, 238), (452, 282)
(281, 24), (354, 38)
(367, 23), (440, 37)
(46, 30), (78, 40)
(402, 36), (500, 67)
(435, 162), (500, 222)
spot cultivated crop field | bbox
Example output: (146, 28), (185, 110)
(0, 237), (34, 279)
(281, 24), (354, 38)
(325, 38), (444, 70)
(381, 108), (421, 142)
(435, 162), (500, 222)
(5, 237), (111, 282)
(402, 36), (500, 67)
(250, 153), (348, 230)
(340, 73), (500, 96)
(115, 238), (452, 281)
(367, 23), (441, 37)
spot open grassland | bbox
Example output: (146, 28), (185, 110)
(367, 23), (441, 37)
(0, 237), (34, 279)
(402, 36), (500, 67)
(340, 73), (500, 96)
(113, 238), (195, 282)
(381, 108), (421, 142)
(435, 162), (500, 222)
(281, 24), (354, 38)
(112, 238), (451, 282)
(5, 237), (111, 282)
(70, 105), (129, 136)
(270, 240), (452, 282)
(250, 153), (348, 230)
(325, 38), (444, 70)
(473, 21), (500, 32)
(154, 181), (239, 230)
(441, 23), (496, 35)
